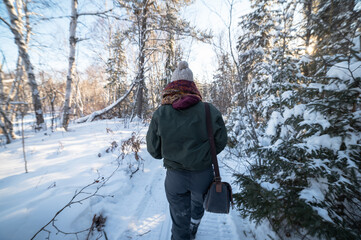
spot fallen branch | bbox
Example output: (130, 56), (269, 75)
(31, 162), (120, 240)
(76, 82), (136, 123)
(138, 230), (151, 236)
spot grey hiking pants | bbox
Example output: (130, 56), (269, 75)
(165, 167), (214, 240)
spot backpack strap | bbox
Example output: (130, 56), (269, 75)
(204, 102), (221, 182)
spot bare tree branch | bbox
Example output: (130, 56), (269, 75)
(77, 8), (114, 17)
(39, 8), (121, 21)
(31, 161), (121, 240)
(0, 16), (11, 28)
(227, 0), (239, 67)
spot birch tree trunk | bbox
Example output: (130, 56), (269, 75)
(1, 57), (23, 141)
(62, 0), (78, 130)
(0, 61), (4, 103)
(164, 32), (175, 87)
(164, 2), (176, 87)
(3, 0), (45, 130)
(5, 57), (21, 111)
(0, 118), (11, 144)
(6, 56), (22, 123)
(134, 1), (148, 119)
(0, 62), (11, 143)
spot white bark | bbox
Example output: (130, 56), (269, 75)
(134, 1), (148, 119)
(61, 0), (78, 129)
(76, 82), (136, 123)
(3, 0), (45, 129)
(0, 61), (4, 102)
(5, 57), (23, 134)
(1, 58), (23, 141)
(0, 63), (12, 143)
(0, 118), (11, 144)
(74, 76), (84, 117)
(6, 57), (22, 110)
(21, 112), (28, 173)
(0, 108), (13, 143)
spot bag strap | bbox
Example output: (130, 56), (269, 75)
(204, 102), (221, 182)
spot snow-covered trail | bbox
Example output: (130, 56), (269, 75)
(117, 166), (170, 240)
(115, 163), (240, 240)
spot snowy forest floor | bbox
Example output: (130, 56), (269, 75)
(0, 119), (276, 240)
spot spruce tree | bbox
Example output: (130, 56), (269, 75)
(211, 53), (237, 115)
(105, 30), (130, 117)
(231, 0), (361, 239)
(227, 0), (277, 164)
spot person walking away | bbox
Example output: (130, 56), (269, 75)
(146, 61), (227, 240)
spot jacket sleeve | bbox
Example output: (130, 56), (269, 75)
(146, 113), (162, 159)
(211, 104), (228, 154)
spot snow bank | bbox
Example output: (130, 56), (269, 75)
(0, 119), (153, 240)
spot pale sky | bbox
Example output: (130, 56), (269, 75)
(183, 0), (251, 82)
(0, 0), (251, 83)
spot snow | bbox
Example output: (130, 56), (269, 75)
(281, 90), (293, 99)
(327, 61), (361, 81)
(0, 119), (276, 240)
(264, 104), (333, 142)
(299, 178), (333, 223)
(304, 134), (342, 154)
(265, 104), (308, 138)
(307, 61), (361, 94)
(312, 207), (334, 223)
(309, 158), (330, 172)
(301, 109), (330, 130)
(308, 82), (347, 92)
(355, 1), (361, 11)
(260, 181), (280, 191)
(265, 111), (282, 136)
(352, 35), (360, 53)
(293, 104), (306, 117)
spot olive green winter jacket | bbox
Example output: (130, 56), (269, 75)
(146, 102), (227, 171)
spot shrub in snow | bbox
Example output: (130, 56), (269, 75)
(120, 131), (145, 177)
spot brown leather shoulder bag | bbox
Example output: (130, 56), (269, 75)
(203, 102), (233, 214)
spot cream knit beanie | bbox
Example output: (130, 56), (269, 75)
(171, 61), (194, 82)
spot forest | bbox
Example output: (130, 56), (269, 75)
(0, 0), (360, 240)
